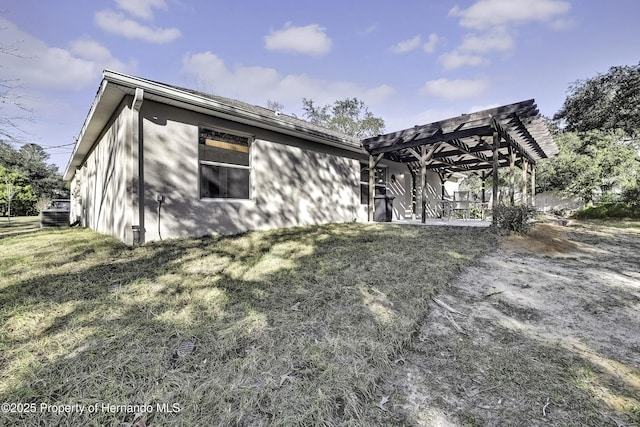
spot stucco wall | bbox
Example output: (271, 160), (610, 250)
(70, 100), (131, 242)
(139, 101), (368, 242)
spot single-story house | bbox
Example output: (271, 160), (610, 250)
(64, 70), (556, 244)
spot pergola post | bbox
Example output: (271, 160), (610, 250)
(439, 173), (447, 218)
(531, 165), (536, 207)
(492, 130), (500, 227)
(508, 146), (515, 206)
(481, 172), (487, 203)
(407, 166), (417, 220)
(421, 146), (427, 223)
(522, 159), (528, 206)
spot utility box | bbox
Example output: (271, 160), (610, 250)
(41, 199), (71, 227)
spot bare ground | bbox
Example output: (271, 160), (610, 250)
(387, 220), (640, 426)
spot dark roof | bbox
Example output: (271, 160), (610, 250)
(362, 99), (557, 175)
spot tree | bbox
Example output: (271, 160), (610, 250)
(266, 100), (284, 112)
(536, 130), (640, 203)
(1, 27), (32, 144)
(0, 166), (37, 218)
(0, 142), (66, 199)
(302, 97), (385, 138)
(3, 176), (15, 222)
(555, 63), (640, 137)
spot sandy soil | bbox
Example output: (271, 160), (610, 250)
(388, 220), (640, 426)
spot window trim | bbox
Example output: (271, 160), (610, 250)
(198, 126), (254, 201)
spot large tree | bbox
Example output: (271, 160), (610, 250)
(1, 27), (31, 144)
(0, 166), (37, 217)
(536, 130), (640, 203)
(0, 142), (66, 216)
(537, 63), (640, 204)
(302, 97), (385, 138)
(555, 63), (640, 137)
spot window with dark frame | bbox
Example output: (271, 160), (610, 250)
(199, 128), (251, 199)
(360, 163), (386, 204)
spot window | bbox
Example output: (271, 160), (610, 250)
(199, 128), (251, 199)
(360, 163), (386, 204)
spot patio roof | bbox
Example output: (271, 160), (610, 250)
(361, 99), (557, 176)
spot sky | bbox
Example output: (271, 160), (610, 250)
(1, 0), (639, 173)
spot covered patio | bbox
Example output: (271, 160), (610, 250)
(361, 99), (558, 226)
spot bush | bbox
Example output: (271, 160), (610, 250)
(493, 204), (538, 234)
(621, 185), (640, 206)
(575, 202), (640, 219)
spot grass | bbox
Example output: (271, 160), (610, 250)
(0, 223), (496, 426)
(575, 202), (640, 219)
(0, 216), (41, 234)
(393, 220), (640, 426)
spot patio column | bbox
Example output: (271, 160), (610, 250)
(368, 155), (375, 222)
(508, 146), (515, 206)
(407, 166), (417, 220)
(440, 174), (446, 218)
(421, 146), (427, 223)
(492, 130), (500, 227)
(481, 172), (487, 203)
(531, 165), (536, 207)
(521, 159), (528, 206)
(368, 154), (384, 222)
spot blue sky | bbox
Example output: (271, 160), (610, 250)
(1, 0), (639, 172)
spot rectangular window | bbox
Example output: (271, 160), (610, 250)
(199, 128), (251, 199)
(360, 163), (386, 204)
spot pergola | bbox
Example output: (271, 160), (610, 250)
(361, 99), (558, 225)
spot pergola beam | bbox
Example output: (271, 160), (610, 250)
(368, 125), (493, 155)
(491, 118), (537, 166)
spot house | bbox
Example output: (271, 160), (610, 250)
(64, 71), (417, 244)
(64, 71), (555, 244)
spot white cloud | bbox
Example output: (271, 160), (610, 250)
(69, 37), (115, 62)
(449, 0), (571, 30)
(360, 24), (378, 36)
(95, 9), (181, 44)
(549, 17), (576, 30)
(458, 29), (514, 53)
(0, 19), (135, 90)
(264, 23), (332, 56)
(181, 51), (395, 112)
(423, 33), (440, 53)
(390, 35), (422, 54)
(391, 34), (439, 54)
(115, 0), (167, 20)
(420, 78), (489, 100)
(439, 51), (488, 70)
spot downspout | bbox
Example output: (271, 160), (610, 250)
(131, 88), (144, 244)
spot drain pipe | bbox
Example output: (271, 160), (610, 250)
(156, 193), (164, 241)
(131, 87), (144, 244)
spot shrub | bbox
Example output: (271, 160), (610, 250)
(621, 185), (640, 206)
(575, 202), (640, 219)
(492, 204), (538, 234)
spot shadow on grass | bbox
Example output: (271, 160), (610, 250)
(0, 223), (500, 426)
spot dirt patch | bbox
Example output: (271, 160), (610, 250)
(387, 220), (640, 426)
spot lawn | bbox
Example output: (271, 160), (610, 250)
(0, 223), (496, 426)
(0, 216), (41, 235)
